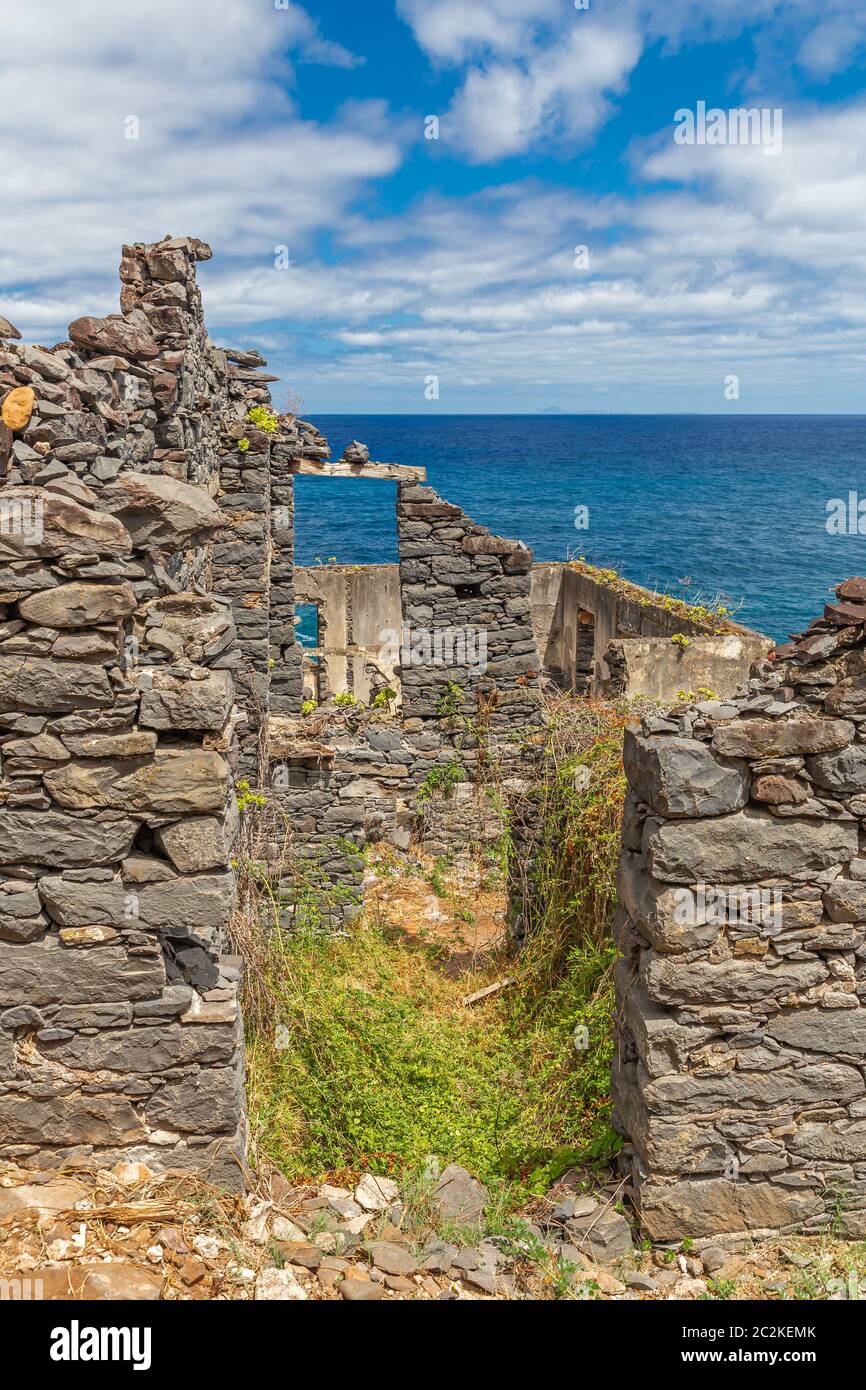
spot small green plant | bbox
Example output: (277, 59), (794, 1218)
(670, 632), (690, 649)
(371, 686), (397, 710)
(235, 778), (266, 811)
(301, 699), (317, 716)
(334, 692), (357, 708)
(246, 405), (279, 434)
(704, 1277), (737, 1300)
(436, 680), (465, 720)
(427, 858), (449, 897)
(416, 759), (464, 808)
(237, 437), (250, 453)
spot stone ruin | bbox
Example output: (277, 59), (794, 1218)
(0, 236), (543, 1187)
(613, 578), (866, 1239)
(3, 233), (858, 1247)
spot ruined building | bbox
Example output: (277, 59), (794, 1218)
(5, 237), (852, 1248)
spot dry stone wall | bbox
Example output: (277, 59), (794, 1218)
(397, 480), (541, 728)
(0, 238), (249, 1188)
(614, 578), (866, 1239)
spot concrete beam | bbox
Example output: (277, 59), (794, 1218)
(294, 458), (426, 482)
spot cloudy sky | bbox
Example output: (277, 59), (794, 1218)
(2, 0), (866, 412)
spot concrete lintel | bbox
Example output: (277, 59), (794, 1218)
(294, 458), (426, 482)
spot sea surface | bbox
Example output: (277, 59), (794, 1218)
(294, 415), (866, 643)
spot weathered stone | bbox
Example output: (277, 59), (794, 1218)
(354, 1174), (400, 1212)
(339, 1279), (382, 1301)
(369, 1241), (419, 1276)
(145, 1068), (241, 1133)
(712, 717), (853, 758)
(637, 1179), (823, 1240)
(0, 1179), (88, 1221)
(825, 676), (866, 715)
(620, 980), (716, 1078)
(100, 472), (226, 550)
(35, 1264), (164, 1300)
(751, 774), (808, 805)
(62, 730), (157, 758)
(122, 853), (176, 884)
(624, 730), (749, 818)
(788, 1122), (866, 1162)
(2, 733), (70, 769)
(643, 1060), (861, 1112)
(0, 488), (131, 561)
(0, 936), (164, 1006)
(59, 925), (119, 946)
(155, 811), (235, 872)
(18, 581), (136, 629)
(0, 809), (138, 867)
(44, 750), (230, 816)
(0, 1091), (144, 1146)
(432, 1164), (488, 1222)
(823, 879), (866, 922)
(68, 310), (160, 360)
(642, 953), (827, 1005)
(39, 871), (235, 931)
(643, 808), (857, 884)
(565, 1207), (632, 1264)
(0, 315), (22, 340)
(39, 1023), (235, 1073)
(767, 1008), (866, 1055)
(139, 669), (233, 731)
(255, 1268), (307, 1301)
(617, 853), (721, 953)
(807, 744), (866, 796)
(0, 656), (113, 712)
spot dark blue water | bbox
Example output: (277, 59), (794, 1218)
(294, 415), (866, 642)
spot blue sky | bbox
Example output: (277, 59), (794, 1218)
(2, 0), (866, 412)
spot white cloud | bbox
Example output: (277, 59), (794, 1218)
(398, 0), (866, 163)
(251, 101), (866, 410)
(0, 0), (400, 334)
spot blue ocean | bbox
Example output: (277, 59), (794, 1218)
(295, 415), (866, 643)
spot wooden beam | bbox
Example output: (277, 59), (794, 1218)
(294, 458), (426, 482)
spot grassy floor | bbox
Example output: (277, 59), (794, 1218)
(244, 695), (637, 1198)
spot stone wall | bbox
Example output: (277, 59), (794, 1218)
(397, 481), (541, 729)
(0, 238), (247, 1188)
(613, 579), (866, 1239)
(266, 705), (509, 926)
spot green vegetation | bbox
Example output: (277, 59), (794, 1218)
(243, 694), (630, 1200)
(371, 686), (397, 710)
(246, 405), (280, 434)
(435, 679), (465, 720)
(416, 759), (464, 809)
(237, 436), (250, 453)
(568, 558), (737, 634)
(234, 778), (267, 812)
